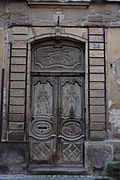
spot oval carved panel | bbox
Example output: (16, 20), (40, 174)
(62, 121), (83, 140)
(30, 119), (53, 140)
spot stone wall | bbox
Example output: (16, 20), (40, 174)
(0, 2), (119, 27)
(0, 0), (120, 176)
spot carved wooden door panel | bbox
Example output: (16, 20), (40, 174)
(29, 75), (85, 166)
(29, 76), (57, 163)
(30, 39), (85, 167)
(58, 76), (85, 166)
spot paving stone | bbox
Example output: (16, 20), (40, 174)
(0, 175), (113, 180)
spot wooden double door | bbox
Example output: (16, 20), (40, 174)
(29, 74), (85, 167)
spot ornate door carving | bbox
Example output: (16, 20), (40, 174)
(30, 39), (85, 167)
(29, 77), (57, 162)
(30, 76), (84, 166)
(58, 77), (85, 165)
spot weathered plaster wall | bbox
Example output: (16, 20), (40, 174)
(106, 28), (120, 139)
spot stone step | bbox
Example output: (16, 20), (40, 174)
(0, 175), (112, 180)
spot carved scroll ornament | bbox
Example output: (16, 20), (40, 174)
(32, 45), (84, 71)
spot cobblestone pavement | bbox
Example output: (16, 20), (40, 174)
(0, 175), (113, 180)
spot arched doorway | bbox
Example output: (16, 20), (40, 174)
(29, 38), (85, 168)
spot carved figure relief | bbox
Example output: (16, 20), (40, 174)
(34, 82), (53, 116)
(62, 82), (81, 117)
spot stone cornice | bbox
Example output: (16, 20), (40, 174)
(27, 0), (92, 6)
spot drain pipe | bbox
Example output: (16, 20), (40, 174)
(0, 33), (7, 141)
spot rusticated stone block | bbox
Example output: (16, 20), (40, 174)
(12, 43), (27, 49)
(90, 123), (105, 131)
(90, 90), (104, 97)
(8, 131), (24, 141)
(90, 66), (104, 73)
(11, 65), (26, 72)
(12, 27), (28, 35)
(9, 122), (24, 130)
(11, 73), (25, 80)
(12, 49), (26, 57)
(89, 36), (104, 42)
(85, 142), (113, 171)
(9, 106), (24, 114)
(10, 97), (25, 105)
(89, 58), (104, 66)
(10, 89), (25, 97)
(9, 113), (24, 122)
(90, 50), (104, 58)
(11, 57), (26, 65)
(11, 81), (25, 88)
(90, 131), (106, 140)
(90, 114), (105, 122)
(90, 74), (104, 82)
(90, 82), (104, 89)
(89, 28), (103, 35)
(90, 106), (105, 113)
(12, 35), (27, 42)
(90, 98), (105, 105)
(89, 42), (104, 49)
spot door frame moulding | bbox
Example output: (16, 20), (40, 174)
(27, 27), (89, 140)
(27, 30), (88, 173)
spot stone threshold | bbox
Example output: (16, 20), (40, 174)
(27, 165), (87, 175)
